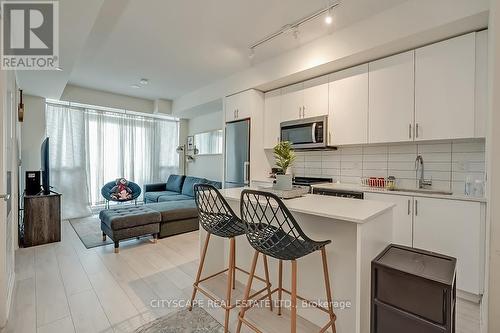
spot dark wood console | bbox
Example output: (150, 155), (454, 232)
(22, 192), (61, 247)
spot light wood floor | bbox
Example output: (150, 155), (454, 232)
(4, 220), (481, 333)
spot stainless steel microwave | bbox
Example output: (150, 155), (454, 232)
(280, 115), (328, 149)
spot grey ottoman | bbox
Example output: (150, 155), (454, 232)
(99, 206), (161, 253)
(146, 200), (199, 238)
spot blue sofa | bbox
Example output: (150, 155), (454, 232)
(144, 175), (222, 204)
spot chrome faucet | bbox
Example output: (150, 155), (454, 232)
(415, 155), (432, 189)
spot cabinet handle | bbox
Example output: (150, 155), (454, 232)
(415, 199), (418, 216)
(407, 199), (411, 215)
(409, 124), (412, 139)
(303, 105), (306, 118)
(416, 123), (419, 138)
(299, 106), (302, 118)
(237, 109), (239, 118)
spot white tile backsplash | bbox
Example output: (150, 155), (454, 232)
(291, 139), (486, 194)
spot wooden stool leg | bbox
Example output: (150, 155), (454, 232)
(321, 247), (336, 333)
(189, 233), (211, 311)
(102, 232), (106, 242)
(236, 250), (259, 333)
(224, 237), (236, 333)
(232, 239), (236, 290)
(291, 260), (297, 333)
(262, 254), (273, 311)
(278, 259), (283, 315)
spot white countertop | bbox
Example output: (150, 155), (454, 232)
(311, 183), (487, 203)
(219, 187), (395, 224)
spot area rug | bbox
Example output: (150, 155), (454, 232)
(134, 306), (223, 333)
(69, 215), (114, 249)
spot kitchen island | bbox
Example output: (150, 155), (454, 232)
(197, 187), (395, 333)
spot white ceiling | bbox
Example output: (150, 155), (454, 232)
(19, 0), (409, 101)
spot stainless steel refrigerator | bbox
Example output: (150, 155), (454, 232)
(225, 119), (250, 188)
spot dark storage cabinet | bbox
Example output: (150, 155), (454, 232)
(22, 192), (61, 247)
(371, 244), (456, 333)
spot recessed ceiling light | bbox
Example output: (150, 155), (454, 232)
(131, 84), (141, 88)
(139, 78), (149, 85)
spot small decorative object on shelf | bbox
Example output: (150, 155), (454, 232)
(273, 141), (295, 190)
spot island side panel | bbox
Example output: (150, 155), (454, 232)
(356, 209), (393, 333)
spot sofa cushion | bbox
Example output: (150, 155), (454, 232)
(144, 191), (179, 203)
(166, 174), (186, 193)
(99, 206), (161, 230)
(158, 194), (193, 202)
(181, 176), (207, 197)
(147, 200), (198, 221)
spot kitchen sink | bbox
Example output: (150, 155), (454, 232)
(394, 188), (453, 195)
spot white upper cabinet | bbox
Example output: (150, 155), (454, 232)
(225, 90), (253, 122)
(369, 51), (415, 143)
(263, 89), (281, 149)
(328, 64), (369, 146)
(415, 33), (476, 141)
(475, 30), (488, 138)
(280, 76), (329, 122)
(413, 197), (484, 295)
(302, 75), (329, 118)
(281, 83), (303, 122)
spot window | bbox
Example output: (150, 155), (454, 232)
(46, 101), (179, 216)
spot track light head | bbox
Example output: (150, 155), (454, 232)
(325, 9), (333, 25)
(248, 48), (255, 59)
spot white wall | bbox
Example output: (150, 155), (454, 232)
(186, 111), (223, 181)
(172, 0), (488, 116)
(61, 84), (155, 113)
(20, 95), (46, 193)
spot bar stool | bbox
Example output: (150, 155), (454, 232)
(237, 189), (337, 333)
(189, 184), (274, 333)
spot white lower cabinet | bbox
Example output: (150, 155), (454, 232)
(364, 193), (413, 247)
(413, 197), (484, 295)
(365, 193), (485, 295)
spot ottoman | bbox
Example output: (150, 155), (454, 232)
(99, 206), (162, 253)
(146, 200), (199, 238)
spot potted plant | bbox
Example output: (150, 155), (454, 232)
(273, 141), (296, 190)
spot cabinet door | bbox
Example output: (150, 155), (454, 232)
(225, 94), (238, 122)
(281, 82), (303, 122)
(235, 90), (253, 119)
(328, 64), (368, 145)
(264, 89), (281, 149)
(369, 51), (415, 143)
(364, 193), (413, 247)
(303, 75), (329, 118)
(475, 30), (488, 138)
(413, 197), (483, 294)
(415, 33), (475, 141)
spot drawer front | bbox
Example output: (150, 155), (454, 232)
(372, 300), (446, 333)
(374, 267), (448, 325)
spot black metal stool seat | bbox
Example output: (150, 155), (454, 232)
(237, 189), (337, 333)
(246, 224), (331, 260)
(189, 184), (274, 333)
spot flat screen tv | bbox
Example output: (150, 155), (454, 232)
(41, 137), (50, 194)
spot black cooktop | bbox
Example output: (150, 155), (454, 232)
(292, 177), (333, 186)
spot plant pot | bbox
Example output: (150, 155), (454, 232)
(274, 174), (293, 190)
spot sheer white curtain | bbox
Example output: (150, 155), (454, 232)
(45, 104), (92, 219)
(46, 103), (180, 216)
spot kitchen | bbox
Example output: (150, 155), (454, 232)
(212, 30), (488, 332)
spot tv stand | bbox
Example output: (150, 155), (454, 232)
(22, 191), (61, 247)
